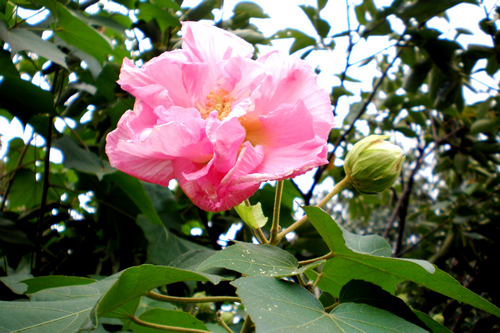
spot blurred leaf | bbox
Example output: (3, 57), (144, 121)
(275, 29), (316, 54)
(54, 3), (112, 64)
(397, 0), (478, 23)
(0, 21), (68, 68)
(234, 202), (268, 229)
(318, 0), (328, 10)
(394, 126), (418, 138)
(232, 276), (428, 333)
(404, 59), (433, 93)
(52, 135), (114, 179)
(197, 242), (324, 278)
(0, 49), (19, 77)
(137, 2), (180, 32)
(184, 0), (220, 21)
(304, 206), (500, 318)
(233, 2), (269, 19)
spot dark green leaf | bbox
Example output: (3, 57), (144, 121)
(107, 171), (163, 226)
(129, 309), (210, 332)
(233, 2), (269, 19)
(22, 276), (96, 295)
(413, 310), (452, 333)
(339, 280), (429, 331)
(0, 76), (57, 125)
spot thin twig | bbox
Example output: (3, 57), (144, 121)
(217, 311), (234, 333)
(130, 315), (210, 333)
(298, 252), (334, 266)
(269, 180), (284, 245)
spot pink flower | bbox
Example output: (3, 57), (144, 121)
(106, 21), (334, 212)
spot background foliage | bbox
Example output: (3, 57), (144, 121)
(0, 0), (499, 332)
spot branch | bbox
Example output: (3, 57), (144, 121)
(305, 40), (406, 205)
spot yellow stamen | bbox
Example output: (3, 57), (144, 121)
(198, 89), (234, 120)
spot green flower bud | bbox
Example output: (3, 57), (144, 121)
(344, 135), (405, 194)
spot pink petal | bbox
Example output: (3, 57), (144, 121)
(254, 52), (334, 139)
(181, 21), (254, 63)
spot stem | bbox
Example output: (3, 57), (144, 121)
(269, 180), (284, 245)
(312, 273), (323, 290)
(217, 311), (234, 333)
(245, 199), (269, 244)
(0, 133), (34, 211)
(146, 291), (240, 304)
(298, 252), (334, 266)
(240, 315), (254, 333)
(276, 177), (351, 241)
(324, 302), (339, 313)
(130, 315), (210, 333)
(35, 115), (54, 275)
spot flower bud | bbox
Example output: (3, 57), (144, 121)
(344, 135), (405, 194)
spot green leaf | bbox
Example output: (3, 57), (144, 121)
(0, 76), (57, 126)
(196, 242), (324, 278)
(232, 276), (428, 333)
(394, 126), (419, 138)
(303, 206), (500, 318)
(54, 3), (112, 64)
(0, 49), (19, 77)
(137, 2), (180, 32)
(275, 29), (316, 54)
(52, 135), (115, 179)
(0, 273), (32, 295)
(233, 2), (269, 19)
(0, 21), (68, 68)
(107, 171), (163, 226)
(184, 0), (220, 21)
(91, 264), (222, 322)
(129, 309), (210, 332)
(234, 202), (268, 229)
(22, 276), (96, 295)
(168, 249), (237, 282)
(397, 0), (478, 23)
(318, 0), (328, 10)
(0, 275), (119, 332)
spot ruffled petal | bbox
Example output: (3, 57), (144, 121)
(181, 21), (254, 63)
(254, 52), (334, 139)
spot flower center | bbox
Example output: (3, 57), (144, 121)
(198, 89), (234, 120)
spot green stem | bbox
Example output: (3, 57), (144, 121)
(324, 302), (339, 313)
(245, 199), (269, 244)
(217, 311), (234, 333)
(146, 291), (240, 304)
(130, 315), (210, 332)
(298, 252), (334, 266)
(276, 176), (351, 242)
(269, 180), (284, 245)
